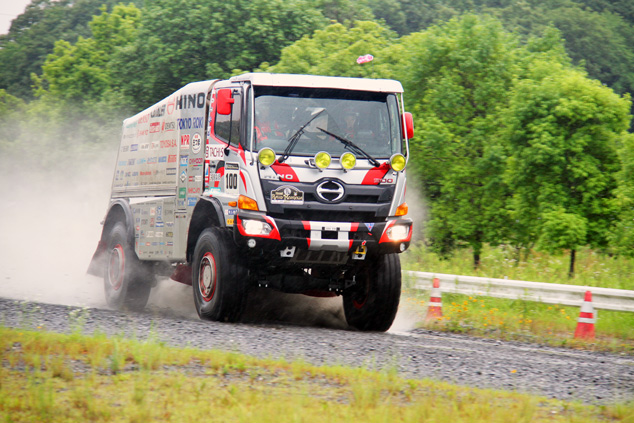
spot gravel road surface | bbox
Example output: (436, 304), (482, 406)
(1, 284), (633, 406)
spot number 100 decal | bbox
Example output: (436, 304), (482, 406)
(224, 162), (240, 195)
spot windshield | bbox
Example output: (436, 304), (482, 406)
(250, 86), (402, 158)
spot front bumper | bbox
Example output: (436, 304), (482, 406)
(233, 210), (413, 256)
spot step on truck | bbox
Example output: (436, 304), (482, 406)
(88, 73), (414, 331)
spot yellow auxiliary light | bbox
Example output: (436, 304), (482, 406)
(315, 151), (331, 169)
(340, 152), (356, 170)
(258, 148), (276, 167)
(390, 154), (406, 172)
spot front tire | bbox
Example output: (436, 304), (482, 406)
(343, 253), (401, 331)
(192, 227), (247, 322)
(104, 222), (153, 311)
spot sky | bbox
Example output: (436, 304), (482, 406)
(0, 0), (32, 35)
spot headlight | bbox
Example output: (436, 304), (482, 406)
(340, 152), (356, 170)
(258, 148), (276, 167)
(315, 151), (331, 169)
(386, 224), (409, 241)
(390, 154), (406, 172)
(242, 219), (273, 236)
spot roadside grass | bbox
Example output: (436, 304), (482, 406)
(401, 243), (634, 352)
(403, 243), (634, 290)
(1, 327), (631, 422)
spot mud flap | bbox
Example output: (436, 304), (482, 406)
(86, 240), (107, 276)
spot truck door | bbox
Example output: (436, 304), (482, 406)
(205, 85), (248, 225)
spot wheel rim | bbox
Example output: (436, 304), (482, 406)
(352, 291), (368, 309)
(199, 252), (217, 302)
(108, 244), (125, 291)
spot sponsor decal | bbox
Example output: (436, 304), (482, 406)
(121, 145), (129, 152)
(206, 145), (224, 159)
(176, 92), (206, 110)
(188, 187), (201, 194)
(166, 96), (176, 115)
(137, 129), (148, 137)
(151, 141), (160, 149)
(226, 209), (237, 215)
(140, 171), (152, 176)
(177, 117), (204, 130)
(166, 168), (177, 176)
(180, 170), (187, 183)
(163, 120), (176, 132)
(168, 154), (177, 163)
(271, 185), (304, 205)
(137, 158), (147, 165)
(141, 143), (150, 151)
(180, 156), (188, 166)
(137, 113), (149, 124)
(149, 121), (161, 133)
(189, 157), (204, 166)
(178, 187), (186, 199)
(159, 156), (167, 163)
(150, 104), (166, 118)
(364, 222), (375, 232)
(147, 157), (157, 164)
(191, 132), (202, 154)
(131, 144), (138, 152)
(187, 197), (198, 206)
(161, 139), (177, 148)
(181, 134), (190, 149)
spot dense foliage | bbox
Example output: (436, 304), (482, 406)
(1, 0), (633, 274)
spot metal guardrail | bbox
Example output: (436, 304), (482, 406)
(404, 271), (634, 312)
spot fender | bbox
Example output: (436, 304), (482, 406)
(186, 196), (226, 263)
(87, 199), (135, 276)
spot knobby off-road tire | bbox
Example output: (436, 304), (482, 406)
(192, 227), (248, 322)
(103, 222), (154, 311)
(343, 253), (401, 332)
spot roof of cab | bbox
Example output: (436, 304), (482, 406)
(230, 73), (404, 94)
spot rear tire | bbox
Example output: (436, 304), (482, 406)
(343, 253), (401, 331)
(192, 227), (247, 322)
(104, 222), (153, 311)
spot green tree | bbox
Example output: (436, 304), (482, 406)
(504, 61), (630, 275)
(399, 15), (526, 268)
(264, 20), (398, 79)
(0, 0), (141, 100)
(37, 4), (141, 108)
(113, 0), (326, 109)
(313, 0), (374, 24)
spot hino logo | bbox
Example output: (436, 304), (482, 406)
(316, 180), (345, 203)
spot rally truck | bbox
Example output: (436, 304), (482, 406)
(88, 73), (414, 331)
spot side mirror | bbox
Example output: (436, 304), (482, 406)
(402, 112), (414, 139)
(216, 89), (234, 115)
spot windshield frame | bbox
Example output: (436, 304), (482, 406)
(247, 86), (403, 159)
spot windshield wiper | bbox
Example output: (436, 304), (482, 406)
(317, 127), (381, 167)
(279, 109), (325, 163)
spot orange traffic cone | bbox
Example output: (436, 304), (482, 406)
(426, 278), (443, 321)
(574, 290), (595, 340)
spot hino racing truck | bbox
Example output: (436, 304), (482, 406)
(88, 73), (414, 331)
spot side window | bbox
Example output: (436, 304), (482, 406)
(214, 88), (242, 143)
